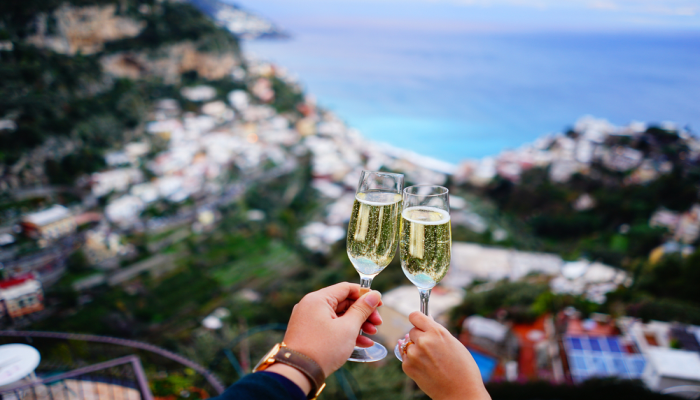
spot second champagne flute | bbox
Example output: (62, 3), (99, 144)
(346, 170), (404, 362)
(394, 185), (452, 361)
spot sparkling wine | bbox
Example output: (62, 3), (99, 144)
(347, 191), (403, 276)
(399, 206), (451, 289)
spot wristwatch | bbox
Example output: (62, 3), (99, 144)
(253, 342), (326, 400)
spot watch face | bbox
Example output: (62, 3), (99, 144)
(253, 343), (281, 372)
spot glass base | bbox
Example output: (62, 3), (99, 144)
(348, 342), (388, 362)
(394, 343), (404, 362)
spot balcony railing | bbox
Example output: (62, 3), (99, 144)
(0, 355), (152, 400)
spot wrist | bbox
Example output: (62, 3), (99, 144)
(445, 388), (491, 400)
(265, 363), (312, 396)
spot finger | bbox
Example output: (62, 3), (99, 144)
(318, 282), (363, 304)
(408, 327), (427, 344)
(361, 321), (377, 334)
(408, 311), (436, 332)
(342, 290), (382, 329)
(367, 310), (382, 326)
(405, 338), (419, 359)
(356, 335), (374, 348)
(335, 299), (354, 313)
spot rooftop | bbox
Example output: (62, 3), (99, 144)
(22, 205), (71, 227)
(645, 347), (700, 381)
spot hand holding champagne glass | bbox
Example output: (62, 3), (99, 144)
(346, 170), (404, 362)
(395, 185), (451, 361)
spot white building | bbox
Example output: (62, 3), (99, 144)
(21, 205), (76, 241)
(180, 85), (216, 102)
(0, 276), (44, 320)
(228, 90), (249, 110)
(105, 151), (131, 166)
(445, 242), (562, 288)
(91, 168), (143, 197)
(642, 348), (700, 391)
(105, 195), (145, 225)
(130, 182), (159, 204)
(298, 222), (346, 254)
(463, 315), (509, 342)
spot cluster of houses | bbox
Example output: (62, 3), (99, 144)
(648, 204), (700, 261)
(454, 116), (698, 186)
(0, 55), (457, 322)
(376, 240), (700, 393)
(379, 283), (700, 392)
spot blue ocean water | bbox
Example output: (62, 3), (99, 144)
(245, 27), (700, 163)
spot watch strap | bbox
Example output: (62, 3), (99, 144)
(272, 347), (326, 399)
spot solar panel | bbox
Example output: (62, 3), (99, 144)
(564, 335), (646, 383)
(607, 337), (622, 353)
(611, 357), (628, 375)
(570, 337), (584, 351)
(589, 338), (603, 352)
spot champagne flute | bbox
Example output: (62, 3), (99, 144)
(394, 185), (451, 361)
(347, 170), (404, 362)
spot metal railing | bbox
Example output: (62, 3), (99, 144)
(0, 355), (152, 400)
(0, 331), (225, 395)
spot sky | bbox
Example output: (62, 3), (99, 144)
(234, 0), (700, 32)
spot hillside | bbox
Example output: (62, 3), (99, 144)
(0, 0), (241, 190)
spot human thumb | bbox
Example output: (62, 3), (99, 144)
(344, 290), (382, 328)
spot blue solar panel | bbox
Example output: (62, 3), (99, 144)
(564, 335), (646, 383)
(589, 338), (603, 352)
(571, 355), (587, 372)
(611, 357), (628, 375)
(570, 337), (584, 350)
(627, 358), (646, 376)
(589, 356), (608, 374)
(607, 337), (622, 353)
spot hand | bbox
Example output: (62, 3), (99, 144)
(402, 312), (491, 400)
(283, 282), (383, 377)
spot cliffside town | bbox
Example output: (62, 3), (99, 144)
(0, 0), (699, 395)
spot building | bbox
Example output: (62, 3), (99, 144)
(445, 242), (562, 288)
(642, 348), (700, 391)
(0, 275), (44, 321)
(91, 168), (144, 197)
(105, 195), (145, 226)
(84, 224), (127, 265)
(461, 315), (516, 359)
(21, 205), (76, 242)
(620, 318), (700, 392)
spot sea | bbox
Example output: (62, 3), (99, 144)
(244, 26), (700, 164)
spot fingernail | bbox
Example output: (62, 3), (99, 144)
(364, 291), (381, 308)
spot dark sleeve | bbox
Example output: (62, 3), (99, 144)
(211, 372), (307, 400)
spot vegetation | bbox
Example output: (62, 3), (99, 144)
(105, 2), (239, 53)
(0, 0), (240, 186)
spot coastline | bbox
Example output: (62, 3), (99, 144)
(243, 28), (700, 162)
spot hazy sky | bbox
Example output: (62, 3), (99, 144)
(235, 0), (700, 32)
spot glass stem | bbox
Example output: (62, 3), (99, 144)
(419, 289), (431, 316)
(358, 275), (373, 338)
(360, 276), (372, 289)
